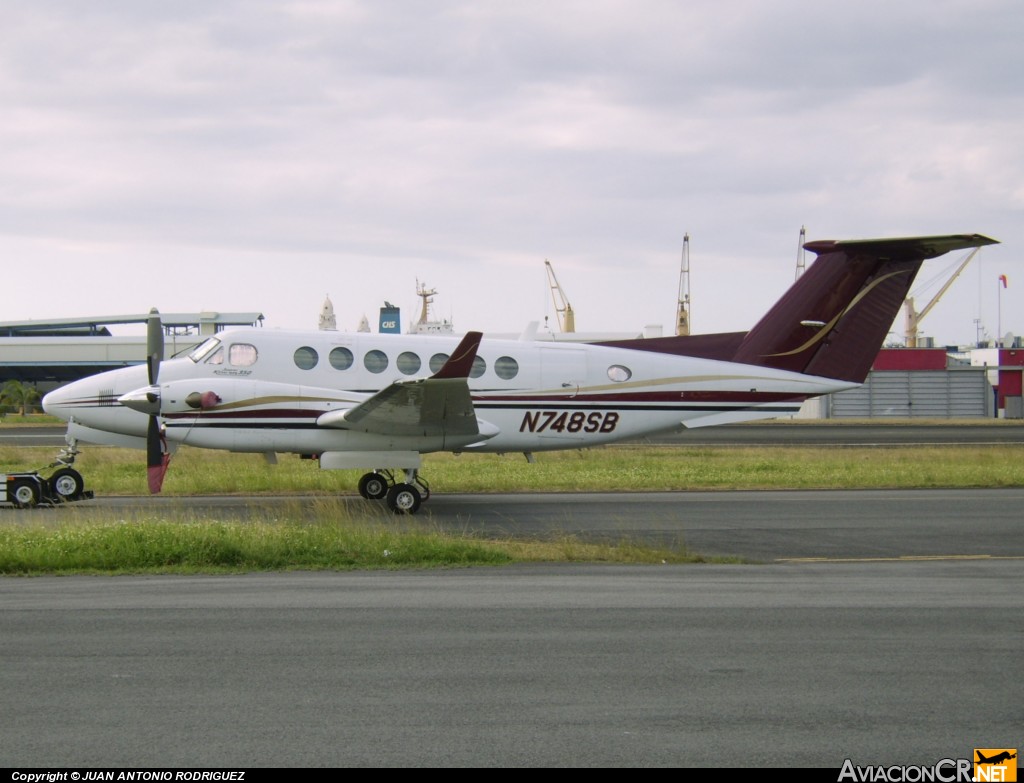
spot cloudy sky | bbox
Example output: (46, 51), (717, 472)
(2, 0), (1021, 347)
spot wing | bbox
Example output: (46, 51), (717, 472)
(316, 331), (484, 437)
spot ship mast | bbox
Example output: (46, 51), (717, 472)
(416, 279), (437, 327)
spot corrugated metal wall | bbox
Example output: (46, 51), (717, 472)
(830, 369), (993, 418)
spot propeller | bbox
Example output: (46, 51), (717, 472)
(145, 308), (170, 494)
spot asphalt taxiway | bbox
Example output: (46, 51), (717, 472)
(3, 562), (1021, 767)
(2, 423), (1021, 767)
(5, 488), (1023, 561)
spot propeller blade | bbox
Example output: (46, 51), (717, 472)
(144, 308), (168, 492)
(147, 307), (164, 386)
(146, 415), (169, 494)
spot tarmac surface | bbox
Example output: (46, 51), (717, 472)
(3, 562), (1020, 768)
(2, 422), (1022, 767)
(6, 488), (1023, 561)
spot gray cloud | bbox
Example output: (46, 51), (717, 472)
(1, 0), (1020, 342)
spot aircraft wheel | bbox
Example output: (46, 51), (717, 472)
(49, 467), (85, 501)
(11, 479), (40, 509)
(358, 472), (389, 500)
(386, 483), (421, 515)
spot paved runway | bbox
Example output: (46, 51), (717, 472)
(3, 562), (1021, 768)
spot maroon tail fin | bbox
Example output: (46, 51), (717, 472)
(732, 234), (998, 383)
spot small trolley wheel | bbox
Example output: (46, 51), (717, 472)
(385, 483), (421, 515)
(358, 472), (389, 500)
(49, 467), (85, 501)
(11, 479), (41, 509)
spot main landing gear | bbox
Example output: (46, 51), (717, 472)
(357, 469), (431, 514)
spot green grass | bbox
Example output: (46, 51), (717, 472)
(2, 441), (1021, 574)
(3, 443), (1023, 496)
(0, 517), (511, 574)
(0, 502), (709, 575)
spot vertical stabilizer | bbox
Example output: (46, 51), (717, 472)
(732, 234), (998, 383)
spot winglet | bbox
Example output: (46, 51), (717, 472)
(432, 331), (482, 379)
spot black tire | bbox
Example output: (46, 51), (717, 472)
(49, 467), (85, 501)
(11, 479), (40, 509)
(358, 472), (389, 500)
(386, 483), (421, 515)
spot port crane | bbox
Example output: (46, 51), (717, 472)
(544, 260), (575, 333)
(676, 234), (690, 336)
(904, 246), (983, 347)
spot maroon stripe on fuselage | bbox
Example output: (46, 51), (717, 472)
(161, 391), (806, 422)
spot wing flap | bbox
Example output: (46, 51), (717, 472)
(316, 331), (485, 438)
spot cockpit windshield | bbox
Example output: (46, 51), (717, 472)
(188, 337), (222, 363)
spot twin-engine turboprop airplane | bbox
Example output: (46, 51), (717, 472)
(42, 233), (997, 513)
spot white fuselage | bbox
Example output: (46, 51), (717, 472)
(43, 328), (855, 458)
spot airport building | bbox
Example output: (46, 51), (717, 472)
(0, 312), (263, 391)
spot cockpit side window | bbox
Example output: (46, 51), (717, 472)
(206, 347), (224, 365)
(189, 337), (222, 363)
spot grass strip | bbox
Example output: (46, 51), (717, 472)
(0, 510), (707, 575)
(3, 444), (1023, 495)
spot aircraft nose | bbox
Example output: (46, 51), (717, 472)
(42, 384), (75, 419)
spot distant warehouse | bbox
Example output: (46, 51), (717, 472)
(0, 311), (263, 390)
(813, 346), (1024, 419)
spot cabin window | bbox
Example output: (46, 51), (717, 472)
(494, 356), (519, 380)
(428, 353), (449, 373)
(364, 349), (389, 373)
(470, 356), (486, 378)
(229, 343), (258, 367)
(607, 364), (631, 382)
(189, 337), (222, 363)
(294, 346), (319, 370)
(329, 347), (354, 371)
(397, 352), (421, 375)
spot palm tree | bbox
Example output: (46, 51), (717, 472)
(1, 380), (42, 417)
